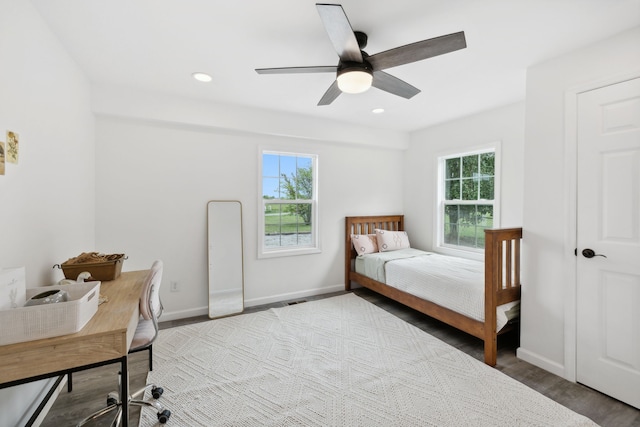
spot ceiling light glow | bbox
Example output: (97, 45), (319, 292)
(192, 72), (212, 82)
(336, 66), (373, 94)
(372, 108), (385, 114)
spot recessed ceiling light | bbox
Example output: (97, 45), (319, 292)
(372, 108), (385, 114)
(192, 72), (212, 82)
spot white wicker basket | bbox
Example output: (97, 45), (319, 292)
(0, 281), (101, 346)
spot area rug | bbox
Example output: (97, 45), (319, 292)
(139, 293), (598, 426)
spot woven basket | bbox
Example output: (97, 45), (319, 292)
(59, 253), (126, 281)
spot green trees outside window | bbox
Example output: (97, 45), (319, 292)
(262, 152), (316, 250)
(442, 151), (495, 249)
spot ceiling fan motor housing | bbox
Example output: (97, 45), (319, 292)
(337, 60), (373, 76)
(354, 31), (368, 49)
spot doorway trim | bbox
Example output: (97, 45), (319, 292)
(562, 70), (640, 382)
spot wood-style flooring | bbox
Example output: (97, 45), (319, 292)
(40, 288), (640, 427)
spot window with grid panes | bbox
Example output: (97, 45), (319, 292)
(439, 149), (496, 252)
(259, 151), (319, 258)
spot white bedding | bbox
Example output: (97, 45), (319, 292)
(355, 248), (519, 331)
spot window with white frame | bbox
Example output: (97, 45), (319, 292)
(259, 151), (319, 258)
(437, 148), (498, 253)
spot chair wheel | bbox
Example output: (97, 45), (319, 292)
(157, 409), (171, 424)
(106, 392), (119, 406)
(151, 386), (163, 399)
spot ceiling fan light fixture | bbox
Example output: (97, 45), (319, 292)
(337, 64), (373, 94)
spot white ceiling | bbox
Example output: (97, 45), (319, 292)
(31, 0), (640, 133)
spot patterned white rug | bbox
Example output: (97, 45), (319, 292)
(139, 293), (598, 426)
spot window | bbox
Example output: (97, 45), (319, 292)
(259, 151), (319, 258)
(437, 147), (498, 254)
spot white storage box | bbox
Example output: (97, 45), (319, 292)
(0, 281), (101, 346)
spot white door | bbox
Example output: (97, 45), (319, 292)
(576, 77), (640, 409)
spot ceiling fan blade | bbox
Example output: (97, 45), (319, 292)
(316, 3), (363, 63)
(317, 80), (341, 106)
(256, 66), (337, 74)
(372, 71), (420, 99)
(368, 31), (466, 71)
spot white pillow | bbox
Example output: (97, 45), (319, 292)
(375, 229), (410, 252)
(350, 234), (378, 256)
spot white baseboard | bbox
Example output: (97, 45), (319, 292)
(244, 284), (345, 307)
(160, 284), (346, 322)
(160, 306), (208, 322)
(516, 346), (567, 379)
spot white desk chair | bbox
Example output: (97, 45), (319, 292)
(77, 260), (171, 426)
(129, 259), (164, 370)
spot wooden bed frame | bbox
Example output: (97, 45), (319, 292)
(345, 215), (522, 366)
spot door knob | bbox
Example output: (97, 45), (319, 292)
(582, 248), (607, 258)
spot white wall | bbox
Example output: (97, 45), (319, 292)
(0, 1), (95, 425)
(519, 27), (640, 377)
(91, 85), (409, 151)
(404, 102), (525, 252)
(94, 96), (406, 320)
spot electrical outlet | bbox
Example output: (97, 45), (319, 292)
(170, 281), (180, 292)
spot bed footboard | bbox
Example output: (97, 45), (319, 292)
(484, 227), (522, 366)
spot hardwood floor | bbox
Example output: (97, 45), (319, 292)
(41, 288), (640, 427)
(39, 353), (150, 427)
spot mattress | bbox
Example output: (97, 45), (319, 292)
(355, 248), (519, 331)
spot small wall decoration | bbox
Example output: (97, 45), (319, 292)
(6, 131), (18, 164)
(0, 141), (5, 176)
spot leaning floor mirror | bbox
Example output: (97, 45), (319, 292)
(207, 200), (244, 318)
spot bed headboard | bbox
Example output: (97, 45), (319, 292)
(345, 215), (404, 289)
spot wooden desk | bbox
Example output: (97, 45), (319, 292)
(0, 270), (147, 427)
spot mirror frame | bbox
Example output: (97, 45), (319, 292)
(207, 200), (244, 318)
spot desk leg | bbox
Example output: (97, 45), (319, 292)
(121, 356), (129, 427)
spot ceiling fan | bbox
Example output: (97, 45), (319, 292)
(255, 3), (466, 106)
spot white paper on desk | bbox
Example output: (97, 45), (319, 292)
(0, 267), (26, 310)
